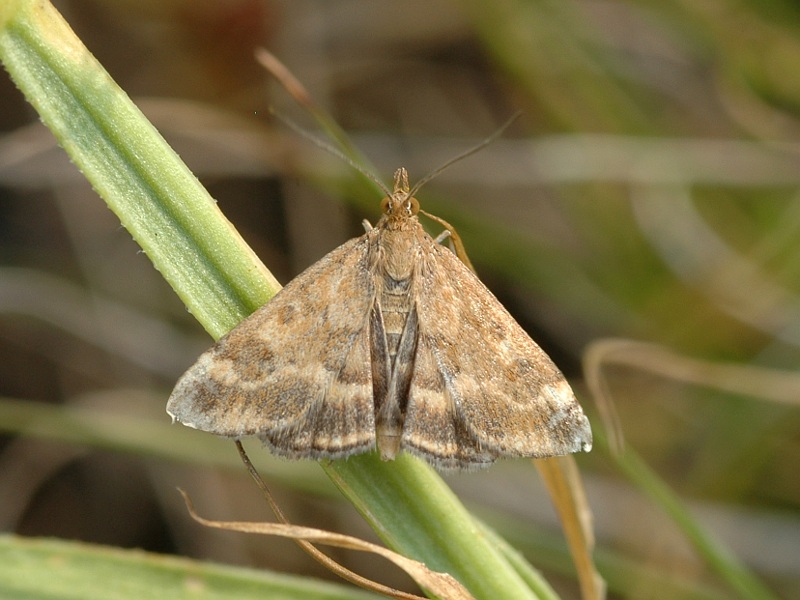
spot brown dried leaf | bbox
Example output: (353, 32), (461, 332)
(179, 489), (474, 600)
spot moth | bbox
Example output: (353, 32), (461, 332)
(167, 168), (592, 470)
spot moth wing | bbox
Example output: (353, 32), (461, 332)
(167, 236), (377, 459)
(401, 241), (592, 469)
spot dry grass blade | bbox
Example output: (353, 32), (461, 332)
(588, 338), (800, 406)
(582, 341), (627, 457)
(254, 47), (313, 110)
(233, 442), (429, 600)
(583, 337), (800, 454)
(255, 47), (368, 168)
(535, 456), (604, 600)
(179, 487), (474, 600)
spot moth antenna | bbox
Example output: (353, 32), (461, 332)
(270, 109), (392, 197)
(408, 111), (522, 197)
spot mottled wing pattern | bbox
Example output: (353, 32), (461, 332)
(167, 236), (378, 459)
(402, 236), (592, 469)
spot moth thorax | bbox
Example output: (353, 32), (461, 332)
(379, 228), (417, 280)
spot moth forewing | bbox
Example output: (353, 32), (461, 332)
(167, 235), (379, 458)
(398, 238), (591, 469)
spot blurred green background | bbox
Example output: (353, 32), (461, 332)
(0, 1), (798, 598)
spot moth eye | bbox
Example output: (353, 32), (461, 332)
(381, 197), (390, 214)
(409, 197), (420, 215)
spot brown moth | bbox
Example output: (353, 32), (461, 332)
(167, 168), (592, 470)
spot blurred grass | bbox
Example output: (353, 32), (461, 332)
(0, 534), (382, 600)
(0, 0), (798, 599)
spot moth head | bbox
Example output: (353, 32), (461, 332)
(381, 194), (420, 219)
(380, 167), (420, 220)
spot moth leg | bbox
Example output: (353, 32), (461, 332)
(420, 209), (476, 272)
(362, 219), (373, 233)
(432, 230), (461, 265)
(433, 229), (452, 244)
